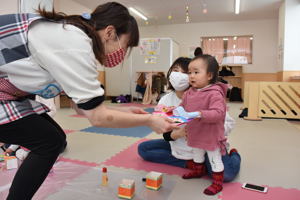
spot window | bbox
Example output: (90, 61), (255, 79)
(201, 36), (253, 65)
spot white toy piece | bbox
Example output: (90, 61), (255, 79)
(5, 156), (18, 170)
(15, 149), (29, 161)
(173, 106), (200, 119)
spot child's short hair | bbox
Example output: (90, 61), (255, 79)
(167, 57), (192, 90)
(191, 54), (219, 84)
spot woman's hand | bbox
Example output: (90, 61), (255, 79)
(147, 115), (178, 134)
(171, 127), (187, 140)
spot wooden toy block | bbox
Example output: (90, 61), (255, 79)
(145, 171), (163, 190)
(118, 179), (135, 199)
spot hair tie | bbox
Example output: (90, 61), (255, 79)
(81, 13), (91, 20)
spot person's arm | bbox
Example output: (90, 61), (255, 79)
(107, 106), (148, 114)
(197, 92), (226, 123)
(82, 104), (177, 134)
(5, 145), (19, 154)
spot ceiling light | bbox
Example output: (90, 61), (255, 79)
(129, 7), (148, 21)
(235, 0), (240, 15)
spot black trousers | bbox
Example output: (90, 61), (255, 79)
(0, 113), (67, 200)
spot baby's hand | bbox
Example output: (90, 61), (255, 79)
(4, 148), (14, 155)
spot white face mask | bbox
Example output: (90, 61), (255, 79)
(169, 72), (189, 91)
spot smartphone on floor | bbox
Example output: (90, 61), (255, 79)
(242, 183), (268, 193)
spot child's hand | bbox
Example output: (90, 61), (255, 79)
(4, 148), (13, 155)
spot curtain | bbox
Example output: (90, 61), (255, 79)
(236, 37), (252, 63)
(227, 37), (251, 64)
(202, 38), (224, 64)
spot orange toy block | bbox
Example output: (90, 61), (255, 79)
(118, 179), (135, 199)
(145, 171), (163, 190)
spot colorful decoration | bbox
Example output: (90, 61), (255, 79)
(139, 38), (160, 55)
(185, 5), (190, 23)
(153, 105), (192, 126)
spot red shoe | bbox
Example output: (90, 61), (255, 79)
(203, 171), (224, 195)
(185, 160), (199, 170)
(182, 162), (206, 179)
(229, 148), (238, 155)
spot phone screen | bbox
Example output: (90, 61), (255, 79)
(244, 183), (265, 191)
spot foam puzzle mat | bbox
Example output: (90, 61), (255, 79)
(1, 102), (300, 200)
(46, 167), (177, 200)
(80, 126), (153, 138)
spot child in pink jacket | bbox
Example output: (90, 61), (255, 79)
(179, 55), (227, 195)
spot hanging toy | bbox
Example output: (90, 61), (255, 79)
(185, 5), (190, 23)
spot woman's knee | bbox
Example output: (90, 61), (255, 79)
(32, 132), (67, 157)
(137, 142), (147, 158)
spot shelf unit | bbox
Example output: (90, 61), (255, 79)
(219, 65), (243, 88)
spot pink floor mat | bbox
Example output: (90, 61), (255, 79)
(102, 139), (191, 176)
(64, 129), (75, 134)
(218, 182), (300, 200)
(0, 160), (92, 200)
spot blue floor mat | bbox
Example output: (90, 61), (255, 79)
(144, 108), (154, 113)
(81, 126), (153, 138)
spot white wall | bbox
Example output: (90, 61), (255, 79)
(53, 0), (105, 72)
(282, 0), (300, 71)
(20, 0), (53, 13)
(140, 19), (278, 73)
(54, 0), (91, 15)
(1, 0), (18, 14)
(278, 2), (285, 72)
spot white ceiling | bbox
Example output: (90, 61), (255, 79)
(73, 0), (282, 25)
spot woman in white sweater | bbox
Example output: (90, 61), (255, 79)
(0, 3), (175, 199)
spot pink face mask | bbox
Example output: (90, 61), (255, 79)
(104, 37), (126, 68)
(104, 48), (126, 68)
